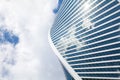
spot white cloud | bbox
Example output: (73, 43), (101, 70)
(0, 0), (66, 80)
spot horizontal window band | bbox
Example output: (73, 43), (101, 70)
(78, 73), (120, 78)
(52, 0), (116, 40)
(58, 28), (120, 52)
(54, 0), (82, 26)
(77, 72), (120, 74)
(79, 76), (120, 80)
(62, 34), (119, 54)
(54, 0), (73, 22)
(63, 38), (120, 57)
(53, 0), (118, 39)
(54, 0), (84, 27)
(67, 48), (120, 61)
(70, 59), (120, 68)
(67, 51), (120, 63)
(53, 12), (120, 46)
(63, 48), (120, 60)
(57, 21), (120, 50)
(68, 55), (120, 65)
(71, 61), (120, 68)
(70, 59), (120, 66)
(52, 0), (111, 37)
(74, 65), (120, 70)
(53, 6), (120, 44)
(54, 0), (97, 30)
(54, 10), (120, 44)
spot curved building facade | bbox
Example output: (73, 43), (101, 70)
(49, 0), (120, 80)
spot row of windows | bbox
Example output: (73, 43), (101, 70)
(72, 61), (120, 68)
(66, 49), (120, 60)
(63, 31), (120, 54)
(51, 0), (78, 34)
(52, 6), (120, 45)
(52, 0), (83, 34)
(57, 26), (120, 53)
(64, 42), (120, 59)
(50, 0), (120, 79)
(52, 0), (100, 38)
(78, 74), (120, 78)
(75, 67), (120, 72)
(51, 0), (119, 43)
(68, 55), (120, 64)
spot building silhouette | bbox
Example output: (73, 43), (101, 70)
(49, 0), (120, 80)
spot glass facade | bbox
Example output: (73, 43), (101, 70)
(50, 0), (120, 80)
(61, 63), (75, 80)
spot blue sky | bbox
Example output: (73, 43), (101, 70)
(0, 0), (66, 80)
(0, 0), (62, 46)
(0, 0), (62, 45)
(53, 0), (63, 13)
(0, 28), (19, 46)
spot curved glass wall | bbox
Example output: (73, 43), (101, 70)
(50, 0), (120, 80)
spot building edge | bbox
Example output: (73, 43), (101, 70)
(48, 29), (82, 80)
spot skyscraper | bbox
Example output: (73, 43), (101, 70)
(49, 0), (120, 80)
